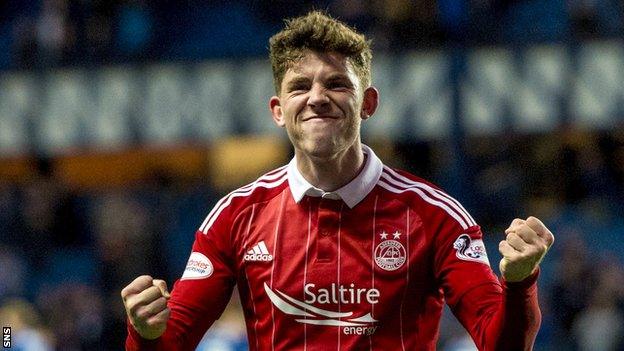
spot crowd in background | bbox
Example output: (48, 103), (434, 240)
(0, 0), (623, 70)
(0, 128), (623, 350)
(1, 1), (624, 350)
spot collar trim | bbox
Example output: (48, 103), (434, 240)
(287, 144), (383, 208)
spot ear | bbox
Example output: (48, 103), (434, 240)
(360, 86), (379, 120)
(269, 96), (285, 127)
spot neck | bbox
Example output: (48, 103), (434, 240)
(295, 141), (365, 192)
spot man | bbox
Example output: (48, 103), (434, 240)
(122, 11), (554, 350)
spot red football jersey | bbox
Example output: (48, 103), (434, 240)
(126, 145), (540, 350)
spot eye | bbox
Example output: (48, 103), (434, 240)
(327, 81), (351, 90)
(288, 84), (309, 94)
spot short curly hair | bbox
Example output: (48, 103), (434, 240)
(268, 11), (372, 94)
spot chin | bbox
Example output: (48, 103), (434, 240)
(302, 138), (349, 159)
(301, 140), (337, 158)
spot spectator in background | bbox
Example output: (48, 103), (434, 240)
(14, 157), (87, 273)
(0, 20), (12, 69)
(550, 232), (594, 349)
(12, 15), (38, 69)
(369, 0), (443, 50)
(569, 0), (624, 39)
(35, 0), (73, 67)
(466, 136), (523, 229)
(0, 246), (27, 301)
(497, 0), (570, 43)
(599, 130), (624, 204)
(115, 0), (153, 60)
(36, 284), (103, 350)
(437, 0), (470, 42)
(256, 0), (325, 29)
(0, 183), (20, 249)
(328, 0), (375, 35)
(572, 255), (624, 351)
(81, 0), (115, 64)
(0, 298), (54, 350)
(92, 191), (167, 348)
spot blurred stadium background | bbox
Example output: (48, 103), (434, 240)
(0, 0), (623, 350)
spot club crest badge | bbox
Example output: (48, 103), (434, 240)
(453, 234), (490, 266)
(374, 231), (406, 271)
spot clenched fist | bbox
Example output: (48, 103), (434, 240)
(499, 216), (555, 282)
(121, 275), (171, 340)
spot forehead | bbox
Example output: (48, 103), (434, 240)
(285, 51), (359, 81)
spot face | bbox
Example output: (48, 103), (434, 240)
(270, 51), (378, 159)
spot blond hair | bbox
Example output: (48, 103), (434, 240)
(269, 11), (372, 94)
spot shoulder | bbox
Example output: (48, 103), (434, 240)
(378, 166), (441, 193)
(377, 166), (477, 231)
(198, 165), (289, 234)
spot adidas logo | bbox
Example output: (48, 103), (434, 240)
(244, 240), (273, 262)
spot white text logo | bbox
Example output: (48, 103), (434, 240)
(244, 240), (273, 262)
(304, 283), (379, 305)
(264, 283), (378, 335)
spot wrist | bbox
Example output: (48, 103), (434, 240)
(501, 266), (540, 291)
(127, 318), (162, 343)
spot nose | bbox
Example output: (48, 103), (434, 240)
(307, 84), (330, 110)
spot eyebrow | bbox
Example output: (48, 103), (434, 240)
(286, 77), (310, 88)
(325, 73), (351, 82)
(284, 73), (354, 91)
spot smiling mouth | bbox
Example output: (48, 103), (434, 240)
(302, 115), (339, 121)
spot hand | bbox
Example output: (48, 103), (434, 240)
(121, 275), (171, 340)
(499, 216), (555, 282)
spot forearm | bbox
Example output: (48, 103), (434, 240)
(461, 270), (541, 351)
(487, 271), (541, 351)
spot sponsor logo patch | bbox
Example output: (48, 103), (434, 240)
(453, 234), (490, 266)
(244, 240), (273, 262)
(264, 283), (378, 335)
(181, 252), (213, 280)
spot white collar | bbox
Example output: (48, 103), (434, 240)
(287, 144), (383, 208)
